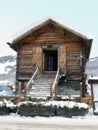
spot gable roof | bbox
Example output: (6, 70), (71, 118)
(7, 17), (93, 58)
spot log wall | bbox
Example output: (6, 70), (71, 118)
(16, 23), (87, 86)
(66, 46), (82, 81)
(16, 43), (33, 81)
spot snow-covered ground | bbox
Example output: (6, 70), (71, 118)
(0, 107), (97, 120)
(0, 94), (97, 130)
(0, 109), (98, 130)
(0, 55), (98, 129)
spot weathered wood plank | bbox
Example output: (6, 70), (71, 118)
(18, 61), (32, 65)
(17, 68), (33, 74)
(18, 56), (32, 60)
(67, 60), (80, 65)
(17, 66), (33, 69)
(19, 51), (32, 55)
(66, 74), (82, 81)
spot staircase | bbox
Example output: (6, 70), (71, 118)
(27, 73), (56, 99)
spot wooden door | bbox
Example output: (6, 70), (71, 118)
(32, 47), (42, 73)
(43, 49), (58, 71)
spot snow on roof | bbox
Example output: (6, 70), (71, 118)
(11, 17), (51, 42)
(10, 17), (93, 44)
(89, 76), (98, 80)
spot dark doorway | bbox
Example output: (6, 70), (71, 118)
(43, 49), (58, 71)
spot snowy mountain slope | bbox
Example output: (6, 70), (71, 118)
(86, 57), (98, 76)
(0, 55), (16, 85)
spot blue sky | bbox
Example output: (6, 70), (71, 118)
(0, 0), (98, 58)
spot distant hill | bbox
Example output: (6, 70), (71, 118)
(0, 55), (97, 85)
(86, 57), (98, 76)
(0, 55), (16, 85)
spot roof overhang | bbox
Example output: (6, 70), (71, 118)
(7, 17), (93, 59)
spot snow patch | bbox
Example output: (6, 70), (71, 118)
(0, 80), (11, 85)
(89, 76), (98, 80)
(0, 60), (16, 75)
(43, 101), (88, 109)
(0, 90), (8, 96)
(3, 99), (16, 108)
(87, 34), (93, 39)
(18, 101), (88, 109)
(0, 99), (16, 108)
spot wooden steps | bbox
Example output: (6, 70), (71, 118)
(27, 73), (55, 98)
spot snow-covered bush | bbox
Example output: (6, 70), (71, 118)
(3, 99), (16, 108)
(18, 101), (55, 117)
(0, 100), (89, 117)
(0, 99), (17, 115)
(18, 101), (89, 117)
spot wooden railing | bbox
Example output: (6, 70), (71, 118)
(25, 67), (39, 96)
(51, 68), (59, 100)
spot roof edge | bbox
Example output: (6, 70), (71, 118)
(8, 17), (93, 45)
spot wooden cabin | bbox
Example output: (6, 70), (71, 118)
(8, 18), (92, 100)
